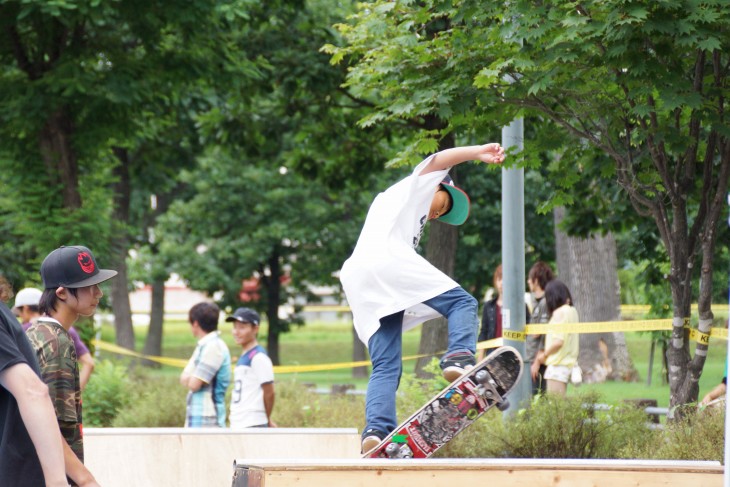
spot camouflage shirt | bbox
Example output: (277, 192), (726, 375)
(26, 318), (83, 462)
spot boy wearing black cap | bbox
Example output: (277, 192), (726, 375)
(27, 245), (117, 486)
(226, 307), (276, 428)
(339, 143), (505, 452)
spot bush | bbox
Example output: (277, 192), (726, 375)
(619, 407), (725, 462)
(274, 381), (365, 429)
(85, 357), (724, 464)
(474, 391), (651, 459)
(398, 361), (654, 459)
(83, 360), (131, 427)
(112, 373), (187, 427)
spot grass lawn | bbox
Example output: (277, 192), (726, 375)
(579, 333), (727, 408)
(96, 317), (729, 407)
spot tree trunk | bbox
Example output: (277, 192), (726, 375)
(664, 215), (704, 411)
(263, 248), (282, 366)
(142, 191), (173, 366)
(142, 279), (166, 367)
(554, 207), (638, 383)
(414, 127), (458, 378)
(109, 148), (135, 350)
(415, 219), (458, 377)
(39, 108), (82, 210)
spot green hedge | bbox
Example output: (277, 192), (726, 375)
(82, 359), (725, 463)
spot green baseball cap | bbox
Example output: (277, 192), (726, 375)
(438, 175), (470, 226)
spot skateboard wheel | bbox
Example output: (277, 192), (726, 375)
(475, 370), (488, 384)
(385, 442), (413, 459)
(385, 442), (400, 458)
(497, 399), (510, 411)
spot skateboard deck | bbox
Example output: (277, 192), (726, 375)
(363, 346), (523, 459)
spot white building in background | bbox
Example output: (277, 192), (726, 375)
(128, 274), (210, 326)
(124, 277), (349, 326)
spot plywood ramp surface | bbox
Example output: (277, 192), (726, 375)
(232, 459), (724, 487)
(84, 427), (360, 487)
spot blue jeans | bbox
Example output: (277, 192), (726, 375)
(363, 286), (478, 436)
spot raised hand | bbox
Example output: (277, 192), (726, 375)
(475, 143), (505, 165)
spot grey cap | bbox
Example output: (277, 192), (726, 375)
(225, 307), (260, 325)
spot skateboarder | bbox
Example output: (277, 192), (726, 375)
(339, 143), (505, 452)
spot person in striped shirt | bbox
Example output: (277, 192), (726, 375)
(180, 302), (231, 427)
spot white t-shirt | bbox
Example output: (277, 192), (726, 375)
(229, 345), (274, 429)
(340, 155), (459, 346)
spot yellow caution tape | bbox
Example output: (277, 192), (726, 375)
(619, 303), (726, 314)
(93, 339), (190, 368)
(303, 304), (728, 314)
(501, 330), (526, 342)
(524, 319), (674, 335)
(274, 360), (372, 374)
(477, 338), (504, 349)
(93, 318), (727, 373)
(687, 328), (711, 345)
(711, 327), (728, 340)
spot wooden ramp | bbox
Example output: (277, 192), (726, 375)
(84, 427), (360, 487)
(231, 459), (724, 487)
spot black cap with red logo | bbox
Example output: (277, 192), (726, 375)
(41, 245), (118, 289)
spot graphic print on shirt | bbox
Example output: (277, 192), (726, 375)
(412, 214), (427, 248)
(232, 347), (259, 404)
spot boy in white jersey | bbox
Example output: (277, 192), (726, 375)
(227, 307), (276, 428)
(340, 143), (505, 452)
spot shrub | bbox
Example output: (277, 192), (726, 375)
(619, 407), (724, 462)
(475, 391), (651, 459)
(112, 373), (187, 427)
(87, 357), (723, 464)
(398, 362), (653, 459)
(83, 360), (131, 427)
(274, 381), (365, 429)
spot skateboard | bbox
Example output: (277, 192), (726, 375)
(363, 346), (523, 459)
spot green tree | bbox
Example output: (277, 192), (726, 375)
(470, 1), (730, 408)
(328, 0), (728, 406)
(0, 0), (263, 349)
(152, 0), (398, 365)
(157, 151), (366, 364)
(324, 0), (555, 373)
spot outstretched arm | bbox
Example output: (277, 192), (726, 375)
(420, 143), (505, 175)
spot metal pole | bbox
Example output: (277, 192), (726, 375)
(724, 191), (729, 487)
(501, 117), (530, 414)
(647, 339), (655, 387)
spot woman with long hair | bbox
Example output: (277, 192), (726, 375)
(530, 279), (579, 395)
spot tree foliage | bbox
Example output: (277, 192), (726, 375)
(324, 0), (556, 298)
(476, 0), (730, 408)
(157, 149), (369, 363)
(329, 0), (729, 406)
(0, 0), (261, 277)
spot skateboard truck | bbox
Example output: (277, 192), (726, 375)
(475, 369), (510, 411)
(385, 440), (413, 459)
